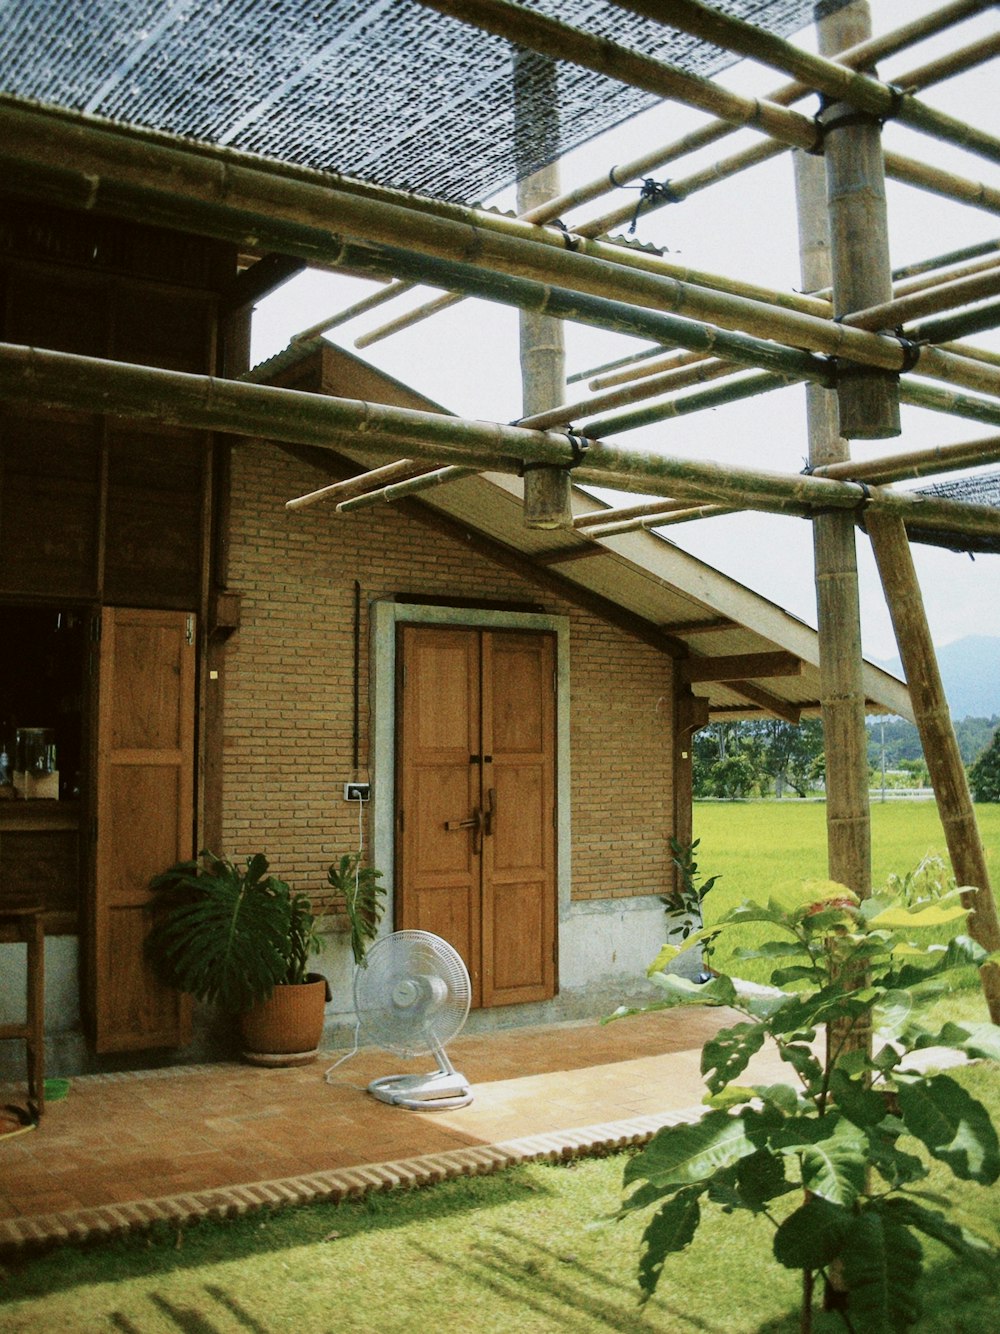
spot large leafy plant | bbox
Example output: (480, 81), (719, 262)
(147, 851), (319, 1012)
(327, 852), (386, 966)
(619, 877), (1000, 1332)
(661, 836), (720, 973)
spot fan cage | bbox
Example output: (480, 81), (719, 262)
(354, 929), (472, 1059)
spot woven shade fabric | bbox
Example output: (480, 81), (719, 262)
(1, 0), (840, 203)
(913, 472), (1000, 555)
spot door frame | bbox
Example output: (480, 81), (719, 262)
(371, 602), (571, 964)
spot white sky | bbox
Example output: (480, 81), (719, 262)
(251, 0), (1000, 661)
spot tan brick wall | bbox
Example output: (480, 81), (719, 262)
(223, 442), (675, 910)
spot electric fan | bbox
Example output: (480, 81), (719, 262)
(354, 929), (473, 1110)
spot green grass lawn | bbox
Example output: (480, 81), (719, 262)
(2, 802), (998, 1331)
(2, 1064), (998, 1332)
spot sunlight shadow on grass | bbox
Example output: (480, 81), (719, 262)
(408, 1232), (724, 1332)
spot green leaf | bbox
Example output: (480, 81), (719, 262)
(798, 1126), (867, 1209)
(703, 1086), (756, 1111)
(770, 1115), (868, 1208)
(732, 939), (811, 962)
(841, 1207), (923, 1334)
(892, 935), (986, 990)
(773, 1195), (850, 1270)
(865, 1133), (928, 1189)
(879, 1197), (998, 1271)
(701, 1021), (766, 1094)
(736, 1148), (790, 1211)
(829, 1067), (890, 1129)
(873, 988), (916, 1039)
(637, 1188), (702, 1303)
(646, 970), (737, 1008)
(917, 1020), (1000, 1062)
(624, 1111), (761, 1190)
(866, 899), (967, 930)
(778, 1042), (824, 1093)
(897, 1073), (1000, 1184)
(839, 1210), (890, 1333)
(753, 1082), (802, 1115)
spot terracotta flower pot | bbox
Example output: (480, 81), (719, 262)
(239, 973), (328, 1067)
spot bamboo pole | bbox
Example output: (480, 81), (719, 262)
(413, 0), (819, 150)
(900, 378), (1000, 430)
(336, 465), (478, 511)
(4, 341), (1000, 541)
(336, 234), (1000, 405)
(589, 348), (710, 390)
(841, 263), (1000, 332)
(6, 100), (999, 407)
(356, 5), (996, 347)
(866, 512), (1000, 1023)
(611, 0), (1000, 166)
(890, 236), (1000, 286)
(890, 252), (1000, 302)
(291, 281), (414, 344)
(795, 65), (871, 907)
(577, 370), (797, 440)
(515, 51), (571, 529)
(576, 26), (1000, 238)
(525, 2), (990, 226)
(909, 297), (1000, 346)
(885, 149), (1000, 216)
(286, 459), (434, 511)
(574, 497), (696, 527)
(818, 0), (899, 440)
(519, 356), (737, 432)
(577, 504), (736, 537)
(814, 433), (1000, 485)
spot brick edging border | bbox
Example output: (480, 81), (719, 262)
(0, 1105), (704, 1256)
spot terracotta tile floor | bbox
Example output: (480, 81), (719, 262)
(0, 1008), (793, 1252)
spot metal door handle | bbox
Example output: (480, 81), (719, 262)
(445, 808), (485, 854)
(484, 787), (496, 837)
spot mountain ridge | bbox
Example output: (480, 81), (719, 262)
(873, 635), (1000, 720)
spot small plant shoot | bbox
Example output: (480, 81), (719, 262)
(620, 873), (1000, 1332)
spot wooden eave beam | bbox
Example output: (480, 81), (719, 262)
(680, 652), (802, 684)
(221, 253), (305, 315)
(716, 681), (802, 725)
(661, 617), (737, 635)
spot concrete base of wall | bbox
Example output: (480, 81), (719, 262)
(0, 898), (700, 1080)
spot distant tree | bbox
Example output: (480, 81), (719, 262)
(705, 752), (756, 799)
(969, 726), (1000, 802)
(755, 717), (825, 797)
(692, 719), (822, 798)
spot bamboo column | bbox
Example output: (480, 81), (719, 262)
(515, 50), (571, 528)
(794, 42), (871, 910)
(867, 513), (1000, 1023)
(818, 1), (899, 439)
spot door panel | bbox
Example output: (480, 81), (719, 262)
(397, 626), (481, 1000)
(397, 625), (556, 1008)
(89, 607), (195, 1052)
(482, 631), (556, 1006)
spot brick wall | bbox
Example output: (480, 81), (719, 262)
(223, 441), (674, 911)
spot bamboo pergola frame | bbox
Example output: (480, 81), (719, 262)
(1, 0), (999, 1016)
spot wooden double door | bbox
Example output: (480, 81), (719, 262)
(396, 625), (557, 1008)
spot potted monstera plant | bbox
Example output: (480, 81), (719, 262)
(146, 850), (330, 1066)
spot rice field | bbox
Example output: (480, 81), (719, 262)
(689, 799), (1000, 981)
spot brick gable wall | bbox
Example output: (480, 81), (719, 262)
(223, 442), (674, 912)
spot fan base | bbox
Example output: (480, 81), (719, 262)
(368, 1069), (473, 1111)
